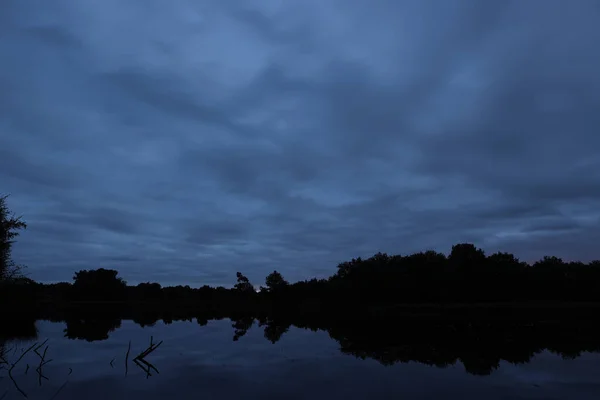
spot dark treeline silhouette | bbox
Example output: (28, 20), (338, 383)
(4, 244), (600, 318)
(3, 307), (600, 376)
(3, 193), (600, 313)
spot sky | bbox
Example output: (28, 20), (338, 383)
(1, 0), (600, 287)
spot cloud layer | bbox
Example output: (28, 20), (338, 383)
(2, 0), (599, 286)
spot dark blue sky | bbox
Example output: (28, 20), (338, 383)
(1, 0), (599, 287)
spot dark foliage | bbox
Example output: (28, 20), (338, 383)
(264, 270), (289, 293)
(0, 195), (27, 282)
(71, 268), (128, 302)
(3, 242), (600, 314)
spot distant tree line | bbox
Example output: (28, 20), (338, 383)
(3, 193), (600, 315)
(4, 243), (600, 316)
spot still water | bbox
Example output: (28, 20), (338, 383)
(2, 319), (600, 399)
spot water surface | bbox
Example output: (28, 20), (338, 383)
(2, 319), (600, 399)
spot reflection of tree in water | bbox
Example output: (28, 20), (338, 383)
(321, 317), (600, 376)
(229, 316), (290, 343)
(5, 309), (600, 376)
(54, 311), (600, 376)
(231, 317), (255, 341)
(0, 318), (38, 343)
(64, 318), (122, 342)
(0, 319), (38, 374)
(131, 311), (161, 328)
(259, 318), (291, 344)
(0, 319), (39, 395)
(326, 321), (514, 375)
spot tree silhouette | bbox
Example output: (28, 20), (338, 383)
(71, 268), (127, 301)
(0, 195), (27, 281)
(335, 257), (363, 279)
(449, 243), (486, 269)
(265, 270), (289, 293)
(234, 272), (255, 294)
(135, 282), (163, 301)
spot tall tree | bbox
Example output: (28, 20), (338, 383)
(0, 195), (27, 281)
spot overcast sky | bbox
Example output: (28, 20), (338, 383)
(1, 0), (599, 287)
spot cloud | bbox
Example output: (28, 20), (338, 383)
(1, 0), (599, 286)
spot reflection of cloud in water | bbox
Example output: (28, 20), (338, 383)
(491, 352), (600, 398)
(20, 360), (479, 400)
(507, 369), (555, 386)
(24, 355), (600, 400)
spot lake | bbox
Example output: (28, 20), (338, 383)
(2, 317), (600, 399)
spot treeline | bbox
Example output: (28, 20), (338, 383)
(327, 244), (600, 303)
(3, 193), (600, 311)
(3, 243), (600, 315)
